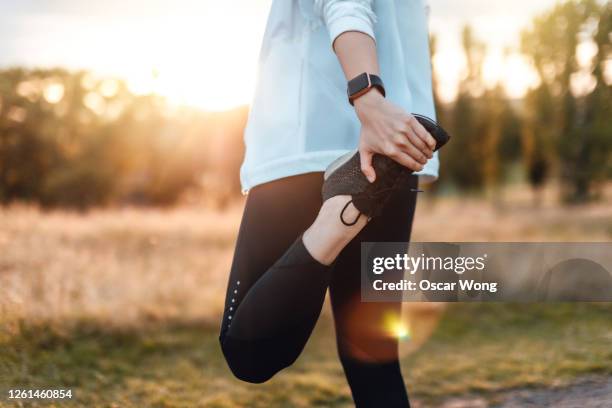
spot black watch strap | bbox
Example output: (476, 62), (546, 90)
(347, 73), (386, 105)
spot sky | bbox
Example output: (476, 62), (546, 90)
(0, 0), (561, 110)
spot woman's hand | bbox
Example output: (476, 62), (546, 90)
(354, 90), (436, 182)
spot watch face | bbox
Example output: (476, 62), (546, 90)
(348, 73), (370, 96)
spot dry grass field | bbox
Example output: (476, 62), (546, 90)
(1, 184), (611, 407)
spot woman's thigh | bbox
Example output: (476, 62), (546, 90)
(220, 173), (323, 336)
(329, 176), (419, 362)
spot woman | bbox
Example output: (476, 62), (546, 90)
(218, 1), (448, 406)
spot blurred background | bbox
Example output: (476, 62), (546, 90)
(0, 0), (611, 407)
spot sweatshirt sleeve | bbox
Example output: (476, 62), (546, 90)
(313, 0), (377, 46)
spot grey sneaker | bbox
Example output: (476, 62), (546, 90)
(322, 114), (450, 226)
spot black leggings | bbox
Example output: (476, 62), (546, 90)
(219, 172), (418, 407)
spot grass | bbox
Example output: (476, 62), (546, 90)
(1, 304), (611, 407)
(0, 185), (611, 406)
(403, 303), (612, 402)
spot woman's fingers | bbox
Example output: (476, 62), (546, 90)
(388, 149), (424, 172)
(409, 116), (437, 152)
(359, 147), (376, 183)
(396, 119), (433, 159)
(396, 134), (429, 165)
(405, 128), (433, 158)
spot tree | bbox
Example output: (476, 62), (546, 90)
(521, 0), (611, 202)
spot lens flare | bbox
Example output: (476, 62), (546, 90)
(383, 312), (411, 341)
(394, 322), (410, 340)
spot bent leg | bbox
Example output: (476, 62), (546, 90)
(330, 175), (418, 407)
(219, 173), (330, 383)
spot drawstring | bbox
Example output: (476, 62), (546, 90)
(336, 159), (424, 226)
(340, 200), (361, 226)
(339, 185), (407, 227)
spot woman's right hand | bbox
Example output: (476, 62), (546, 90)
(354, 90), (436, 182)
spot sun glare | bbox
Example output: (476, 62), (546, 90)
(113, 4), (267, 112)
(482, 51), (540, 98)
(112, 2), (541, 110)
(8, 1), (557, 111)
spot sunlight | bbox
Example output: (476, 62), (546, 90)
(482, 51), (540, 98)
(43, 83), (65, 104)
(432, 46), (467, 103)
(3, 0), (564, 110)
(116, 4), (267, 111)
(113, 2), (543, 109)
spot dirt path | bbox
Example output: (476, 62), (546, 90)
(419, 377), (612, 408)
(498, 377), (612, 408)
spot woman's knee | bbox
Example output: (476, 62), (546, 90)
(219, 335), (292, 384)
(224, 356), (277, 384)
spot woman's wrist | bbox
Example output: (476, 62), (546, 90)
(353, 88), (385, 119)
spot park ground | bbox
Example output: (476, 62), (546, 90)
(1, 185), (611, 407)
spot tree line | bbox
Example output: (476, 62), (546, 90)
(0, 68), (246, 208)
(436, 0), (611, 202)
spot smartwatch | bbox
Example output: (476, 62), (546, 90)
(347, 72), (386, 105)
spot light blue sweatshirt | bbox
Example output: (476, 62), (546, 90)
(240, 0), (438, 192)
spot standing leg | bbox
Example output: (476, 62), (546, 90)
(330, 175), (419, 407)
